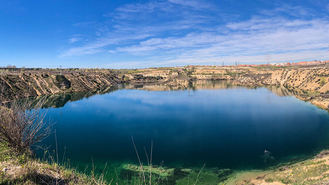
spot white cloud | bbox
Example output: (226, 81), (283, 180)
(111, 18), (329, 58)
(114, 1), (170, 16)
(69, 37), (81, 44)
(107, 49), (329, 69)
(61, 2), (329, 67)
(260, 5), (313, 18)
(114, 0), (211, 15)
(225, 18), (313, 31)
(61, 33), (151, 57)
(167, 0), (211, 9)
(61, 0), (213, 57)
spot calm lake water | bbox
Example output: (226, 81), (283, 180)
(38, 81), (329, 179)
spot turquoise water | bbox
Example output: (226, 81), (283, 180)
(37, 82), (329, 181)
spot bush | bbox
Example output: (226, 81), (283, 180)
(0, 101), (50, 155)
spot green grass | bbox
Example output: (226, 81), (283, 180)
(320, 77), (327, 86)
(0, 141), (109, 185)
(261, 155), (329, 185)
(3, 141), (329, 185)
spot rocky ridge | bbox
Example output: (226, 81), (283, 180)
(1, 64), (329, 110)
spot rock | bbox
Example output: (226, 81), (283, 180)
(1, 65), (329, 111)
(316, 150), (329, 158)
(2, 167), (9, 172)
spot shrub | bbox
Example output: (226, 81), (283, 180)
(0, 101), (50, 155)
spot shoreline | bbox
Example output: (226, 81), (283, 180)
(1, 64), (329, 184)
(1, 64), (329, 111)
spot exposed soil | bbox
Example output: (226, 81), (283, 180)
(1, 65), (329, 111)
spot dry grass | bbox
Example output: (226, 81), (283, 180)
(0, 101), (110, 185)
(0, 143), (109, 185)
(229, 150), (329, 185)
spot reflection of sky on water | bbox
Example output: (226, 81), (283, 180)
(41, 87), (329, 170)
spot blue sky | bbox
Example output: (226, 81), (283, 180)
(0, 0), (329, 68)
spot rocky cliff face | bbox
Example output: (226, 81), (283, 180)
(1, 65), (329, 110)
(234, 66), (329, 109)
(120, 65), (329, 110)
(0, 69), (122, 103)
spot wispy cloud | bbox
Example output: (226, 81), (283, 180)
(109, 18), (329, 61)
(61, 0), (214, 57)
(167, 0), (212, 9)
(69, 37), (81, 44)
(60, 1), (329, 67)
(115, 1), (169, 13)
(61, 33), (151, 57)
(259, 5), (313, 18)
(107, 49), (329, 69)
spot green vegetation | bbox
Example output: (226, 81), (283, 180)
(176, 168), (225, 185)
(320, 77), (327, 86)
(2, 65), (329, 184)
(224, 69), (246, 77)
(2, 97), (329, 184)
(0, 136), (235, 185)
(227, 151), (329, 185)
(0, 142), (108, 185)
(120, 163), (234, 185)
(0, 101), (109, 184)
(263, 157), (329, 184)
(122, 164), (175, 179)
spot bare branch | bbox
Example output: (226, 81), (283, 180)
(0, 100), (51, 155)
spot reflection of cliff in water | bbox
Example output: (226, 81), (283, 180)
(124, 80), (241, 91)
(267, 86), (295, 97)
(10, 86), (120, 109)
(125, 80), (294, 97)
(7, 80), (295, 109)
